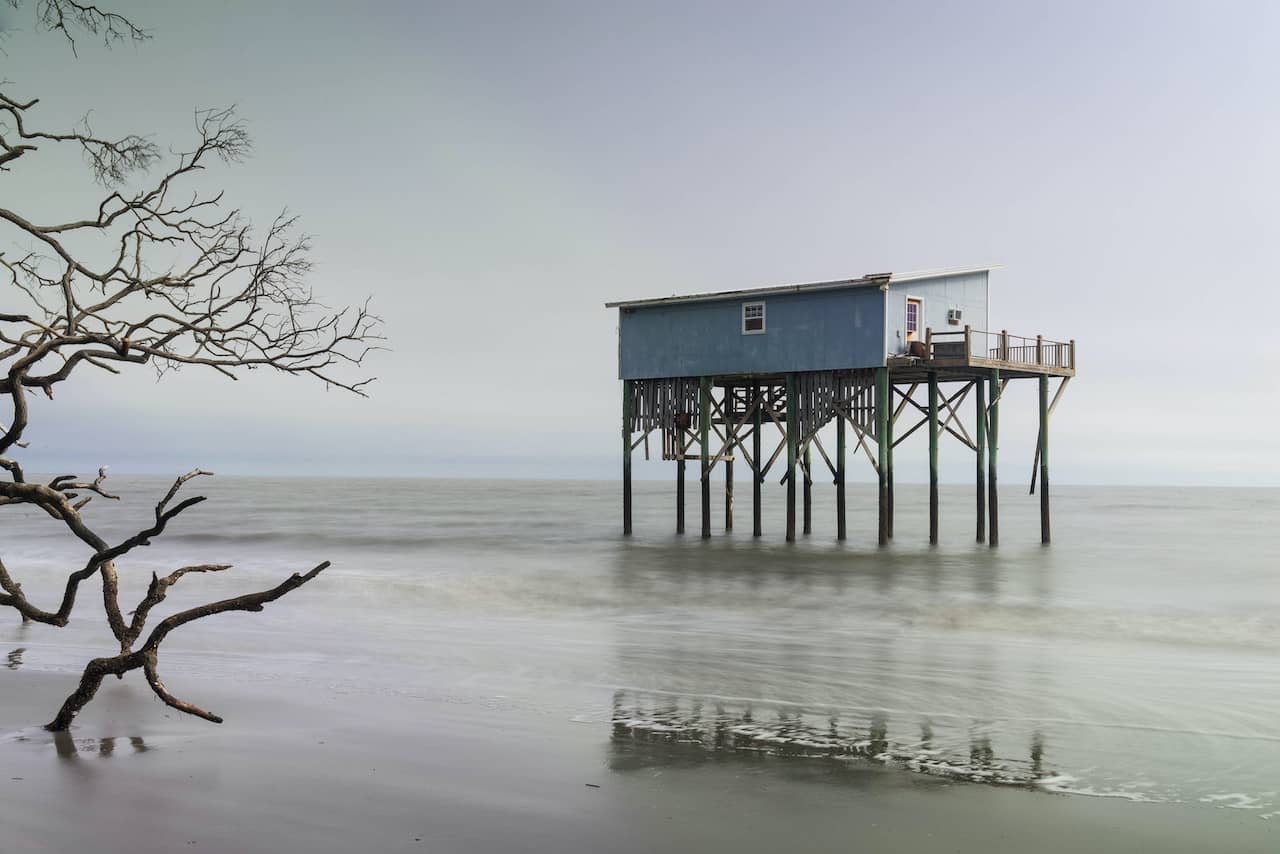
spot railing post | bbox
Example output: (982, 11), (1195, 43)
(1000, 329), (1008, 361)
(964, 324), (972, 361)
(1036, 335), (1044, 366)
(1070, 339), (1076, 371)
(925, 327), (933, 360)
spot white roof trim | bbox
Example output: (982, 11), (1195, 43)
(605, 265), (999, 310)
(888, 264), (1001, 283)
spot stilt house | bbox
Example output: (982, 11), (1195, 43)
(607, 266), (1074, 545)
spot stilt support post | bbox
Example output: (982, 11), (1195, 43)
(1039, 373), (1050, 544)
(876, 367), (889, 546)
(928, 371), (939, 545)
(622, 379), (633, 536)
(700, 375), (711, 539)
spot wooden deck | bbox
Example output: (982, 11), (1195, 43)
(888, 327), (1075, 382)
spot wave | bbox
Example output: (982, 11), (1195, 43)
(166, 530), (443, 549)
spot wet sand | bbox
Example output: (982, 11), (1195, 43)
(4, 667), (1275, 854)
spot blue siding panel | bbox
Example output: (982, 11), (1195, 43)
(618, 286), (886, 380)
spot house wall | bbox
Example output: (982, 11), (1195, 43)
(617, 286), (886, 380)
(885, 271), (989, 356)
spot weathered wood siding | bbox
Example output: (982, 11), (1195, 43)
(886, 271), (989, 355)
(617, 286), (886, 380)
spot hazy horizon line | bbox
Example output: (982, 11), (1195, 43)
(18, 470), (1278, 490)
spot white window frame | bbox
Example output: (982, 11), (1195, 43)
(742, 301), (766, 335)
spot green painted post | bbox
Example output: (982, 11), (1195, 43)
(928, 372), (939, 545)
(622, 379), (633, 536)
(676, 456), (685, 535)
(975, 378), (987, 543)
(836, 408), (847, 540)
(700, 376), (711, 539)
(802, 444), (812, 535)
(786, 373), (797, 542)
(753, 386), (763, 537)
(988, 368), (1000, 547)
(876, 368), (889, 546)
(887, 383), (895, 540)
(1039, 373), (1050, 544)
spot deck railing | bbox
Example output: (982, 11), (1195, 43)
(923, 327), (1075, 371)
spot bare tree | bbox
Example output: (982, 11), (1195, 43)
(1, 1), (382, 730)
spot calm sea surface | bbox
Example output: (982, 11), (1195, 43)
(4, 477), (1280, 818)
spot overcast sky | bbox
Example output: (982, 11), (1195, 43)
(4, 0), (1279, 485)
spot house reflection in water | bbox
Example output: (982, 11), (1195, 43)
(609, 689), (1050, 789)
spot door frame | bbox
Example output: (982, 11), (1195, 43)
(905, 295), (924, 343)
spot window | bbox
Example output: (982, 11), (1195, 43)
(742, 301), (766, 334)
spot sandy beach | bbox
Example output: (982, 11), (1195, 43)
(4, 664), (1276, 853)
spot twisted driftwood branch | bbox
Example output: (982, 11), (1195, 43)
(0, 469), (212, 645)
(46, 561), (330, 730)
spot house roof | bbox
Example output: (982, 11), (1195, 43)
(604, 265), (996, 310)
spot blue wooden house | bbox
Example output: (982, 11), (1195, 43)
(606, 266), (1074, 547)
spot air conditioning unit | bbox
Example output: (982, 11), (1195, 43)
(947, 308), (963, 325)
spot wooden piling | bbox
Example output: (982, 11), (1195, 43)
(836, 406), (847, 541)
(975, 377), (987, 543)
(928, 371), (939, 545)
(753, 386), (763, 537)
(676, 456), (686, 534)
(622, 379), (633, 536)
(1039, 373), (1050, 544)
(988, 368), (1000, 547)
(725, 459), (734, 532)
(700, 375), (711, 539)
(887, 384), (895, 540)
(876, 367), (889, 546)
(802, 444), (812, 535)
(786, 373), (797, 542)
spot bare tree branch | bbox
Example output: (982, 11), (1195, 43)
(3, 2), (380, 730)
(12, 0), (150, 56)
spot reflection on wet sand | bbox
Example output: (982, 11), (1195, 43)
(610, 690), (1050, 789)
(604, 538), (1062, 792)
(7, 647), (24, 670)
(53, 732), (149, 760)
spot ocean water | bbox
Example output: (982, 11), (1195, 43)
(3, 476), (1279, 819)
